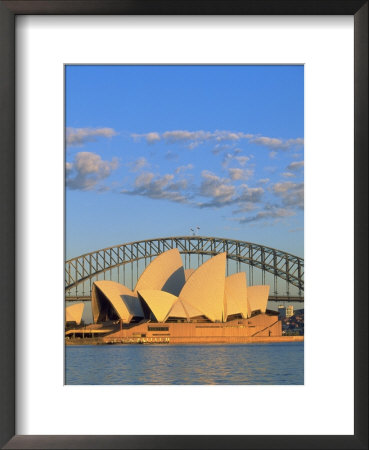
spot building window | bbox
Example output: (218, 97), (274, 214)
(148, 326), (169, 331)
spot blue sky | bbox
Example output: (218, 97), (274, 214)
(66, 65), (304, 260)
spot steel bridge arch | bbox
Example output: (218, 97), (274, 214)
(65, 236), (304, 294)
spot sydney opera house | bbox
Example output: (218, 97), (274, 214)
(65, 249), (282, 344)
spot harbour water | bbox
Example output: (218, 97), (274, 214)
(65, 341), (303, 385)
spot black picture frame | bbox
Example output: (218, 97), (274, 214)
(0, 1), (367, 449)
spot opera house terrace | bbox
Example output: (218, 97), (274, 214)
(65, 249), (302, 345)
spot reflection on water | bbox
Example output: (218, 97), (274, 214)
(65, 342), (303, 385)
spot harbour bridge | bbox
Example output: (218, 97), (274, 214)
(65, 236), (304, 303)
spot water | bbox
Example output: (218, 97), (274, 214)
(65, 342), (303, 385)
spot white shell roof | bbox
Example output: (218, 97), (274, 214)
(134, 248), (185, 296)
(225, 272), (249, 319)
(92, 280), (143, 323)
(138, 289), (178, 323)
(66, 303), (84, 325)
(247, 285), (270, 313)
(179, 252), (227, 322)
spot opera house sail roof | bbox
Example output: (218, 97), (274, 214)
(66, 302), (84, 325)
(178, 252), (226, 322)
(134, 248), (185, 296)
(247, 285), (270, 314)
(92, 281), (143, 323)
(225, 272), (249, 320)
(90, 248), (271, 325)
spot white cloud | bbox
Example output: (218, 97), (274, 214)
(122, 172), (189, 203)
(118, 163), (268, 215)
(222, 153), (235, 168)
(251, 136), (304, 150)
(238, 184), (264, 203)
(235, 156), (250, 166)
(228, 168), (254, 181)
(65, 161), (73, 173)
(222, 152), (250, 168)
(212, 143), (232, 154)
(238, 206), (295, 224)
(233, 202), (258, 214)
(287, 138), (304, 147)
(131, 132), (160, 144)
(132, 130), (252, 149)
(66, 127), (117, 146)
(162, 130), (211, 144)
(197, 172), (263, 209)
(66, 152), (119, 190)
(145, 132), (161, 143)
(251, 137), (283, 148)
(287, 160), (304, 171)
(129, 157), (149, 172)
(175, 164), (194, 174)
(282, 172), (296, 178)
(273, 181), (304, 208)
(199, 171), (235, 206)
(132, 129), (303, 152)
(214, 131), (252, 142)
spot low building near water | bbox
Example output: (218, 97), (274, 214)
(66, 248), (286, 344)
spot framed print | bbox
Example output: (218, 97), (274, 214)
(64, 63), (305, 386)
(0, 1), (367, 449)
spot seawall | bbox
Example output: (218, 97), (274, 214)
(66, 335), (303, 346)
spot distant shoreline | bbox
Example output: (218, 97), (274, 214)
(66, 336), (304, 346)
